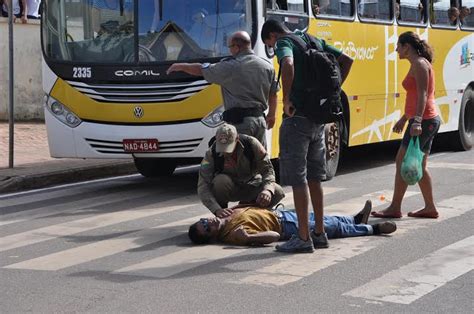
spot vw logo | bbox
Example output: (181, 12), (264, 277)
(133, 106), (144, 118)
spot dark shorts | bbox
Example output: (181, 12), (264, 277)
(279, 116), (326, 186)
(402, 116), (441, 154)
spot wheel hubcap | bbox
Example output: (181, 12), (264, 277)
(326, 123), (340, 159)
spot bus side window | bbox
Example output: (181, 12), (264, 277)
(266, 0), (309, 32)
(460, 4), (474, 28)
(358, 0), (393, 21)
(431, 0), (459, 27)
(397, 0), (427, 24)
(311, 0), (354, 17)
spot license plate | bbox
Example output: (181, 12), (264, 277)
(123, 139), (159, 153)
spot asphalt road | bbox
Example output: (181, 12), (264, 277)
(1, 141), (473, 313)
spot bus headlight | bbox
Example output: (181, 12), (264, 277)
(45, 96), (82, 128)
(201, 105), (224, 128)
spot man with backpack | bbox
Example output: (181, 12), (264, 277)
(198, 123), (285, 218)
(260, 19), (353, 253)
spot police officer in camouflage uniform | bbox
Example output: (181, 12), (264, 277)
(198, 124), (285, 218)
(166, 31), (279, 147)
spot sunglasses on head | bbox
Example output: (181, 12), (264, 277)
(200, 218), (210, 232)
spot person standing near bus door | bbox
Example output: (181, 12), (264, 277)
(372, 31), (440, 219)
(3, 0), (27, 23)
(260, 19), (353, 253)
(25, 0), (40, 20)
(166, 31), (279, 148)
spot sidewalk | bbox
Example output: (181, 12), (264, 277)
(0, 122), (137, 194)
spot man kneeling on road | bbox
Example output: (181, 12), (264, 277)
(198, 123), (285, 217)
(188, 200), (397, 248)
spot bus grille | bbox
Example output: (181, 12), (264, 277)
(66, 80), (210, 103)
(85, 137), (204, 154)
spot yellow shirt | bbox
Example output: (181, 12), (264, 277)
(218, 207), (281, 246)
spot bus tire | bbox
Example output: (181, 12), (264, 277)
(133, 158), (177, 177)
(324, 121), (342, 181)
(450, 87), (473, 151)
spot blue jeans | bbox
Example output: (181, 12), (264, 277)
(279, 210), (373, 240)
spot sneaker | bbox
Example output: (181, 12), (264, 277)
(275, 234), (314, 253)
(310, 231), (329, 249)
(355, 200), (372, 225)
(375, 221), (397, 234)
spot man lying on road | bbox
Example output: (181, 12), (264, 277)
(188, 200), (397, 249)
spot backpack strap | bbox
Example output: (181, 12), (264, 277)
(211, 143), (224, 173)
(239, 135), (255, 167)
(280, 33), (311, 53)
(275, 33), (310, 85)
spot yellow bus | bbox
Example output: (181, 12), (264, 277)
(41, 0), (473, 179)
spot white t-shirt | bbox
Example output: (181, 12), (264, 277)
(26, 0), (41, 18)
(3, 0), (21, 15)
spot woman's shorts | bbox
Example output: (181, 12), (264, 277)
(402, 116), (441, 154)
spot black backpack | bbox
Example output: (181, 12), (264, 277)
(277, 33), (343, 124)
(210, 135), (255, 173)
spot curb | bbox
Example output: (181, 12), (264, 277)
(0, 161), (137, 194)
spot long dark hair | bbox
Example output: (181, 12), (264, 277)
(398, 31), (434, 63)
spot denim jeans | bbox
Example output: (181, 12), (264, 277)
(279, 210), (373, 240)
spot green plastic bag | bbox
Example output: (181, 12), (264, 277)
(401, 137), (425, 185)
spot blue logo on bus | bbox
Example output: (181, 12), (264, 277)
(460, 43), (470, 66)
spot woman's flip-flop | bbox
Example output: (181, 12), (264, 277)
(407, 210), (439, 219)
(371, 211), (403, 219)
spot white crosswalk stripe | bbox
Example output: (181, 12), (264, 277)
(231, 195), (472, 287)
(114, 245), (247, 278)
(325, 190), (419, 215)
(343, 235), (474, 304)
(0, 195), (199, 252)
(3, 216), (202, 271)
(0, 187), (341, 271)
(1, 185), (472, 308)
(0, 189), (153, 227)
(428, 162), (474, 170)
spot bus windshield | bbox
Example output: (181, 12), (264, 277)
(42, 0), (254, 64)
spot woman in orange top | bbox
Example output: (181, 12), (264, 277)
(372, 31), (440, 219)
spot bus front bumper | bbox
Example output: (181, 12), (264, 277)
(45, 109), (216, 159)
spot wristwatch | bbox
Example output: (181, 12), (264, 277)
(413, 116), (422, 123)
(201, 63), (210, 69)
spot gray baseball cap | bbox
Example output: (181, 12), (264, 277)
(215, 124), (238, 153)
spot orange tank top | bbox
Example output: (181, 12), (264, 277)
(402, 62), (437, 120)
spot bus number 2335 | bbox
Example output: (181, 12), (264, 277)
(72, 67), (92, 78)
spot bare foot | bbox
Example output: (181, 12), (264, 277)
(371, 206), (403, 219)
(407, 208), (439, 219)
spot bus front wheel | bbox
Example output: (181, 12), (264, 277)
(457, 87), (473, 150)
(450, 87), (473, 151)
(325, 121), (342, 181)
(133, 158), (177, 178)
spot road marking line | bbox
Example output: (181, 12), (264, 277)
(325, 190), (420, 215)
(114, 246), (247, 278)
(232, 195), (472, 287)
(0, 189), (345, 271)
(428, 162), (474, 170)
(0, 195), (199, 253)
(3, 215), (202, 271)
(0, 190), (153, 226)
(0, 174), (141, 200)
(343, 236), (474, 304)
